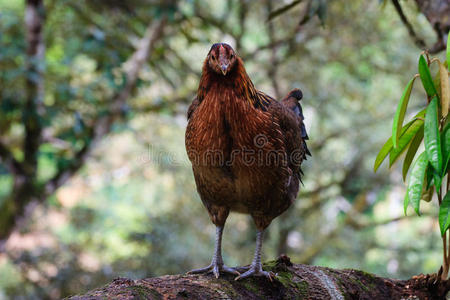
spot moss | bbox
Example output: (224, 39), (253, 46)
(262, 260), (278, 271)
(292, 281), (309, 299)
(349, 277), (369, 292)
(333, 271), (377, 299)
(275, 271), (308, 300)
(209, 278), (240, 298)
(276, 271), (294, 287)
(124, 285), (162, 300)
(239, 277), (262, 295)
(358, 270), (376, 279)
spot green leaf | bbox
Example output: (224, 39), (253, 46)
(439, 192), (450, 236)
(404, 190), (409, 216)
(424, 97), (442, 173)
(402, 126), (424, 181)
(374, 108), (426, 172)
(407, 151), (428, 216)
(389, 120), (424, 167)
(419, 55), (438, 97)
(434, 171), (442, 191)
(392, 76), (417, 148)
(426, 162), (434, 190)
(442, 123), (450, 175)
(375, 120), (414, 172)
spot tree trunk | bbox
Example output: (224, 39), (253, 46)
(67, 256), (450, 300)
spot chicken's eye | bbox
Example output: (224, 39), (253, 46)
(230, 53), (234, 59)
(211, 55), (216, 60)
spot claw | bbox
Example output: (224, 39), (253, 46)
(188, 265), (214, 274)
(234, 265), (251, 273)
(188, 263), (240, 278)
(234, 267), (275, 281)
(213, 264), (220, 278)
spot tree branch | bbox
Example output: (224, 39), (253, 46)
(391, 0), (426, 49)
(0, 140), (23, 175)
(23, 0), (45, 178)
(67, 256), (450, 299)
(44, 17), (167, 196)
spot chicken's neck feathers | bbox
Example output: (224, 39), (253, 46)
(197, 57), (259, 109)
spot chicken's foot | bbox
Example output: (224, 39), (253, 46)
(235, 230), (275, 281)
(188, 226), (239, 278)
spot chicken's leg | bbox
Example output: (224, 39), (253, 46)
(188, 226), (239, 278)
(235, 230), (274, 281)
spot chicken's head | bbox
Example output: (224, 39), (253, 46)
(207, 43), (237, 76)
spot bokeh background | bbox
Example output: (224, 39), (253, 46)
(0, 0), (448, 298)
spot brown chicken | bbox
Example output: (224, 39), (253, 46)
(185, 43), (309, 280)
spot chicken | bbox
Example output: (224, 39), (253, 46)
(185, 43), (309, 280)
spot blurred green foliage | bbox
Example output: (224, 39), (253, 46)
(0, 0), (448, 299)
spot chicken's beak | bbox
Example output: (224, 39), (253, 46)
(221, 64), (228, 75)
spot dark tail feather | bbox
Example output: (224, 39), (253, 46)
(283, 88), (311, 159)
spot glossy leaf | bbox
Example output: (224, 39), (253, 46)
(392, 76), (417, 148)
(440, 62), (450, 118)
(375, 120), (414, 172)
(426, 162), (434, 190)
(389, 120), (424, 167)
(434, 171), (442, 191)
(404, 190), (409, 216)
(374, 108), (426, 172)
(419, 55), (437, 97)
(402, 126), (424, 181)
(424, 97), (442, 173)
(407, 151), (428, 216)
(439, 192), (450, 236)
(442, 123), (450, 175)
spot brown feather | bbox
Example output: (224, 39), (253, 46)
(185, 44), (308, 230)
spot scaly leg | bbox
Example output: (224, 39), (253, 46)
(188, 226), (239, 278)
(235, 230), (275, 281)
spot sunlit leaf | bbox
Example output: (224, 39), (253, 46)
(389, 120), (424, 167)
(439, 192), (450, 236)
(419, 55), (437, 97)
(424, 97), (442, 173)
(440, 62), (450, 118)
(375, 120), (413, 172)
(392, 76), (417, 148)
(402, 126), (424, 181)
(374, 109), (426, 172)
(404, 190), (409, 216)
(407, 151), (428, 216)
